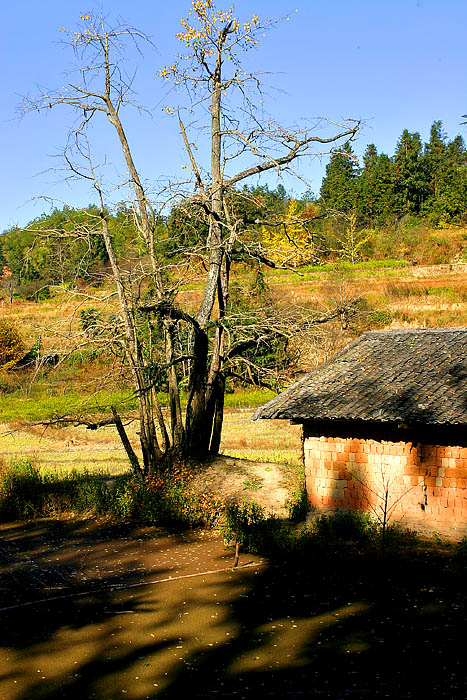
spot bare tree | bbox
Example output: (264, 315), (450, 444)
(21, 4), (361, 475)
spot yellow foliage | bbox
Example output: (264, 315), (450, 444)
(160, 0), (264, 81)
(0, 320), (26, 371)
(262, 199), (318, 267)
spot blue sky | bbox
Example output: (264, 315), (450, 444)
(2, 0), (467, 232)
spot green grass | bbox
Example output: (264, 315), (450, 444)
(0, 385), (276, 424)
(224, 388), (275, 408)
(297, 259), (410, 274)
(427, 286), (463, 302)
(0, 389), (138, 423)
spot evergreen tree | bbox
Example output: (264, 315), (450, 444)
(432, 133), (467, 222)
(422, 120), (448, 220)
(320, 142), (358, 214)
(393, 129), (428, 215)
(359, 145), (396, 225)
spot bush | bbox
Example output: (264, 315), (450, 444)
(0, 458), (225, 527)
(220, 501), (296, 556)
(16, 280), (51, 301)
(310, 510), (375, 544)
(0, 460), (112, 520)
(0, 320), (26, 370)
(455, 536), (467, 559)
(286, 482), (308, 521)
(43, 470), (110, 516)
(0, 458), (43, 518)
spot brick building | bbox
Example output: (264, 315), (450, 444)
(253, 328), (467, 539)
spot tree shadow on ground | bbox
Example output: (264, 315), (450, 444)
(0, 521), (466, 699)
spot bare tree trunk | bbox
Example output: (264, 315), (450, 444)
(165, 323), (185, 453)
(197, 64), (224, 328)
(111, 406), (142, 477)
(98, 208), (162, 473)
(138, 390), (163, 475)
(185, 326), (210, 458)
(184, 64), (226, 460)
(152, 388), (170, 454)
(209, 371), (225, 455)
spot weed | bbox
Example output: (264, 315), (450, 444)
(385, 283), (430, 299)
(310, 510), (375, 544)
(454, 537), (467, 558)
(242, 478), (263, 490)
(109, 464), (225, 528)
(0, 458), (225, 527)
(286, 482), (308, 521)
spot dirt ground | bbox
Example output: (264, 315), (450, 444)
(191, 455), (292, 517)
(0, 519), (466, 700)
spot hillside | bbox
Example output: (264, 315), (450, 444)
(1, 259), (466, 388)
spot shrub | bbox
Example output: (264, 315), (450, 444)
(16, 280), (51, 301)
(310, 510), (375, 544)
(0, 320), (26, 370)
(455, 536), (467, 559)
(286, 482), (308, 521)
(0, 460), (112, 520)
(80, 307), (103, 337)
(0, 458), (43, 518)
(220, 500), (296, 556)
(44, 470), (110, 515)
(107, 464), (225, 528)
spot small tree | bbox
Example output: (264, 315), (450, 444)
(326, 210), (373, 264)
(0, 266), (16, 304)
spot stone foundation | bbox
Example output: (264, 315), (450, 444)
(304, 433), (467, 539)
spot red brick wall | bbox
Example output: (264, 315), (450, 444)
(304, 435), (467, 539)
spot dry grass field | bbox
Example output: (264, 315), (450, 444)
(2, 263), (467, 352)
(0, 409), (302, 477)
(1, 260), (466, 482)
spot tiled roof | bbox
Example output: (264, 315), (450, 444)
(253, 328), (467, 426)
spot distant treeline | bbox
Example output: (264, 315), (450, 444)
(1, 119), (466, 299)
(321, 120), (467, 227)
